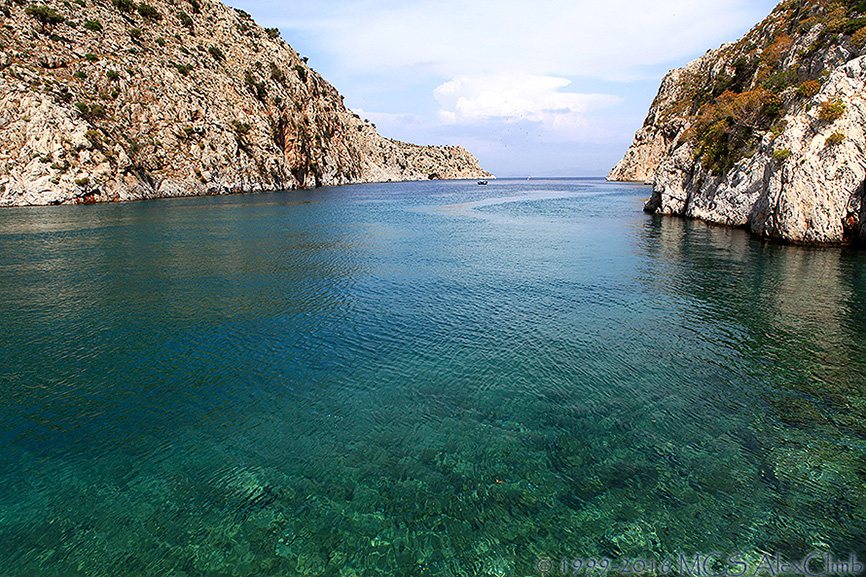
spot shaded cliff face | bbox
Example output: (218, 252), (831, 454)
(610, 0), (866, 245)
(0, 0), (491, 206)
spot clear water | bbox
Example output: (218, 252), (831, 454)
(0, 179), (863, 577)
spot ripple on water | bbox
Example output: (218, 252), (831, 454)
(0, 180), (863, 576)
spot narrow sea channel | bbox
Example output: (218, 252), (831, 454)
(0, 179), (863, 576)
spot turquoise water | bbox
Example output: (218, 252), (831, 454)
(0, 179), (863, 576)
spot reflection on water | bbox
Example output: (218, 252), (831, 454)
(637, 216), (866, 555)
(0, 180), (863, 576)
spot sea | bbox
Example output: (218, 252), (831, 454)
(0, 178), (863, 576)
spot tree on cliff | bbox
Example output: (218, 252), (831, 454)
(25, 4), (65, 34)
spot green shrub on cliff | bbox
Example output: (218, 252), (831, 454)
(25, 4), (65, 33)
(269, 62), (285, 83)
(826, 132), (845, 146)
(244, 72), (267, 101)
(666, 0), (866, 175)
(688, 88), (782, 175)
(135, 2), (160, 20)
(818, 99), (845, 122)
(177, 10), (193, 30)
(796, 80), (821, 98)
(231, 120), (250, 135)
(208, 45), (224, 61)
(112, 0), (134, 12)
(293, 64), (307, 82)
(85, 129), (102, 147)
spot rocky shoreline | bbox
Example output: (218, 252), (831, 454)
(0, 0), (491, 206)
(610, 0), (866, 245)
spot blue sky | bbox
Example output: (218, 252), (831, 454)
(228, 0), (780, 177)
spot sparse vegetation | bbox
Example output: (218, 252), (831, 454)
(25, 4), (65, 33)
(83, 19), (102, 31)
(85, 129), (102, 147)
(128, 27), (142, 40)
(796, 80), (821, 98)
(244, 71), (267, 101)
(657, 0), (866, 175)
(135, 2), (160, 20)
(231, 119), (250, 135)
(853, 26), (866, 47)
(773, 148), (792, 161)
(269, 62), (284, 83)
(293, 64), (306, 82)
(265, 27), (279, 39)
(826, 132), (845, 146)
(177, 10), (193, 30)
(75, 102), (106, 119)
(84, 52), (98, 61)
(106, 69), (119, 81)
(770, 120), (788, 139)
(818, 99), (846, 122)
(686, 88), (782, 175)
(174, 63), (193, 75)
(208, 45), (224, 61)
(127, 138), (142, 158)
(112, 0), (134, 12)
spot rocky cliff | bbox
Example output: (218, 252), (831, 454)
(610, 0), (866, 245)
(0, 0), (491, 206)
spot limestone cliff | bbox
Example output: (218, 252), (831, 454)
(0, 0), (491, 206)
(610, 0), (866, 245)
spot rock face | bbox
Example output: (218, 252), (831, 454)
(610, 0), (866, 245)
(0, 0), (491, 206)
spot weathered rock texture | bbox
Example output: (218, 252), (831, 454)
(0, 0), (491, 206)
(610, 0), (866, 245)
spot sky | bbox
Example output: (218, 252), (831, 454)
(228, 0), (780, 177)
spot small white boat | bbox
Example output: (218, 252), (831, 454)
(477, 180), (488, 185)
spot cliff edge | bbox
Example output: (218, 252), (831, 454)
(610, 0), (866, 245)
(0, 0), (492, 206)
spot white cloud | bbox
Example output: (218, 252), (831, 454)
(433, 74), (620, 138)
(265, 0), (777, 81)
(227, 0), (780, 174)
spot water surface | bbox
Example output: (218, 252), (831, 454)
(0, 179), (864, 576)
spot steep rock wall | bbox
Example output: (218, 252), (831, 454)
(0, 0), (491, 206)
(610, 0), (866, 244)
